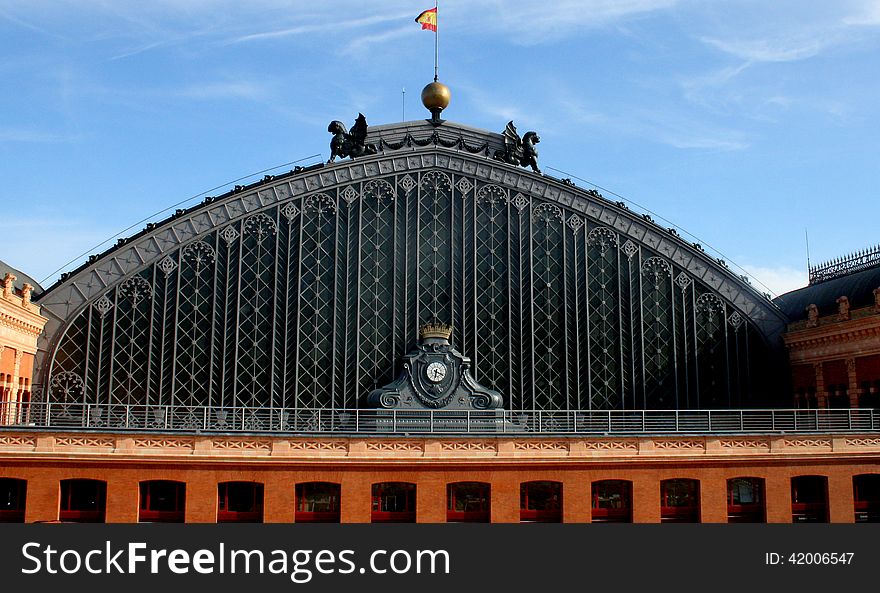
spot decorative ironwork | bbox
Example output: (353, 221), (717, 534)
(809, 243), (880, 284)
(9, 402), (880, 435)
(47, 170), (770, 414)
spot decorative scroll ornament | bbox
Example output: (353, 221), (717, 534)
(533, 202), (562, 224)
(93, 295), (113, 316)
(50, 371), (85, 402)
(510, 193), (529, 213)
(364, 179), (395, 202)
(158, 256), (178, 276)
(696, 293), (725, 317)
(182, 241), (216, 270)
(304, 193), (337, 215)
(641, 257), (671, 286)
(493, 121), (541, 173)
(244, 213), (277, 240)
(367, 324), (503, 411)
(119, 276), (152, 304)
(220, 226), (239, 244)
(280, 202), (300, 221)
(326, 113), (378, 163)
(588, 227), (618, 252)
(476, 184), (507, 207)
(621, 239), (638, 259)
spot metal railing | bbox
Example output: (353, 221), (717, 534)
(1, 402), (879, 435)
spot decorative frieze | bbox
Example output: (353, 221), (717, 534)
(365, 441), (424, 453)
(513, 441), (569, 452)
(782, 438), (833, 449)
(440, 441), (497, 453)
(54, 436), (115, 448)
(133, 438), (195, 450)
(719, 438), (770, 450)
(653, 439), (705, 451)
(211, 439), (271, 451)
(0, 435), (36, 448)
(289, 440), (348, 453)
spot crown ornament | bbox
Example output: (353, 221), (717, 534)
(419, 321), (453, 341)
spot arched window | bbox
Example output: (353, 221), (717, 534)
(371, 482), (416, 523)
(60, 479), (106, 523)
(447, 482), (490, 523)
(791, 476), (828, 523)
(520, 481), (562, 523)
(218, 482), (264, 523)
(727, 477), (765, 523)
(139, 481), (185, 523)
(592, 480), (632, 523)
(295, 482), (341, 523)
(853, 474), (880, 523)
(0, 478), (26, 523)
(660, 479), (700, 523)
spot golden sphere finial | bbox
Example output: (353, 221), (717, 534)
(421, 81), (451, 122)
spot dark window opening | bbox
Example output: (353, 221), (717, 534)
(661, 479), (700, 523)
(139, 481), (185, 523)
(853, 474), (880, 523)
(371, 482), (416, 523)
(828, 384), (849, 408)
(218, 482), (263, 523)
(0, 478), (26, 523)
(859, 382), (880, 408)
(447, 482), (490, 523)
(592, 480), (632, 523)
(520, 481), (562, 523)
(60, 479), (106, 523)
(295, 482), (340, 523)
(727, 477), (765, 523)
(791, 476), (828, 523)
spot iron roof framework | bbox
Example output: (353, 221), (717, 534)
(35, 121), (789, 415)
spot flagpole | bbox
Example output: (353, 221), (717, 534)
(434, 0), (439, 81)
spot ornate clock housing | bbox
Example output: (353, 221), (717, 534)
(366, 323), (503, 410)
(426, 362), (447, 383)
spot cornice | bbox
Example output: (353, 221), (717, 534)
(2, 431), (879, 466)
(783, 315), (880, 359)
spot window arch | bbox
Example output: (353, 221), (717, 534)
(371, 482), (416, 523)
(660, 479), (700, 523)
(447, 482), (490, 523)
(218, 481), (264, 523)
(727, 477), (765, 523)
(791, 476), (828, 523)
(295, 482), (341, 523)
(853, 474), (880, 523)
(0, 478), (26, 523)
(520, 481), (562, 523)
(591, 480), (632, 523)
(60, 479), (106, 523)
(139, 480), (185, 523)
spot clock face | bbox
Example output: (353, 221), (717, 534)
(426, 362), (447, 383)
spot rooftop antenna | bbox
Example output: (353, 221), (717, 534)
(805, 228), (812, 281)
(402, 87), (406, 121)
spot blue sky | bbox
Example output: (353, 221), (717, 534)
(1, 0), (878, 295)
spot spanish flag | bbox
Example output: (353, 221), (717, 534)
(416, 7), (437, 32)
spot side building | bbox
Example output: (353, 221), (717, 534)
(1, 115), (879, 524)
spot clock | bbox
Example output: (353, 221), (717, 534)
(426, 362), (447, 383)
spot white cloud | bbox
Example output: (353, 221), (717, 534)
(741, 264), (807, 297)
(844, 1), (880, 25)
(0, 128), (81, 143)
(700, 35), (832, 63)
